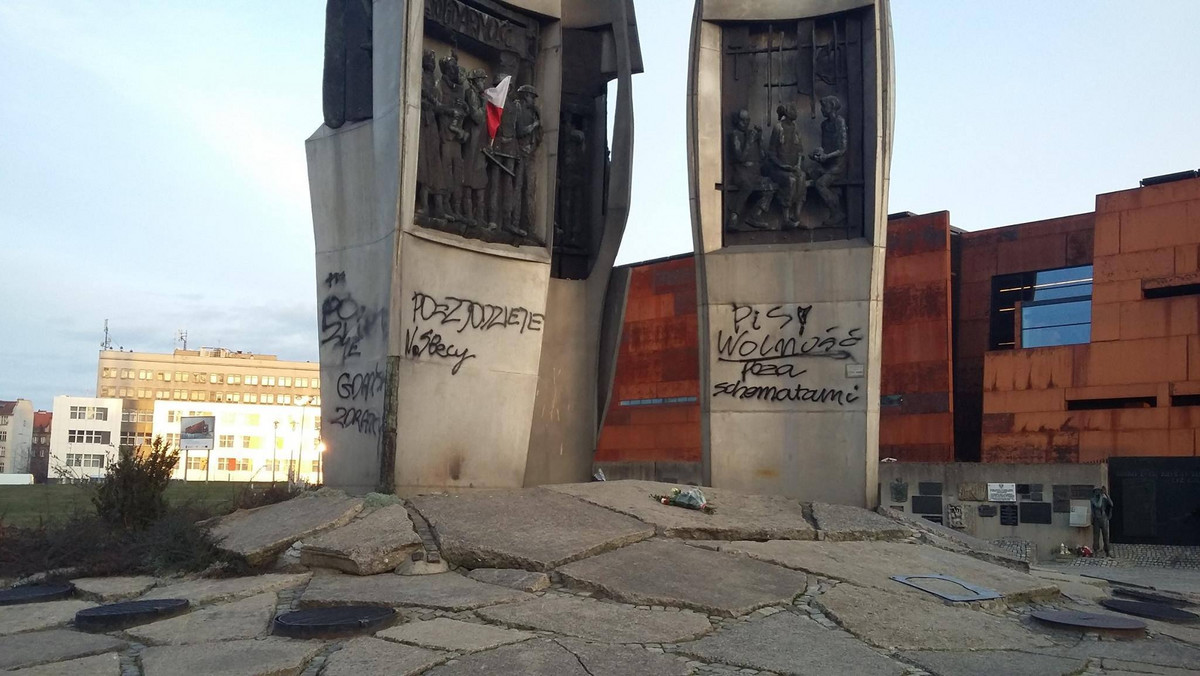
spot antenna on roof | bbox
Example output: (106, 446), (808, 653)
(176, 330), (188, 351)
(101, 320), (113, 351)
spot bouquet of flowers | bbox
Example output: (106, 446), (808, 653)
(650, 487), (715, 514)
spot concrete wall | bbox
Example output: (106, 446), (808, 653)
(981, 177), (1200, 463)
(48, 397), (122, 481)
(686, 0), (893, 506)
(0, 399), (34, 475)
(880, 212), (954, 461)
(879, 462), (1107, 561)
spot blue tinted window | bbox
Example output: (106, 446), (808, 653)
(1022, 324), (1091, 348)
(1022, 300), (1091, 329)
(1032, 265), (1093, 302)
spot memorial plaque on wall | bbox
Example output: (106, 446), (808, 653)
(1016, 484), (1030, 495)
(1052, 485), (1070, 513)
(911, 495), (942, 515)
(1019, 502), (1053, 525)
(1070, 484), (1094, 500)
(918, 482), (943, 496)
(999, 505), (1018, 526)
(719, 6), (873, 246)
(978, 505), (998, 518)
(987, 483), (1017, 502)
(922, 515), (943, 525)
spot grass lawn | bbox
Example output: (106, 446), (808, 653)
(0, 481), (280, 529)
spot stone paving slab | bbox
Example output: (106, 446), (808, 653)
(9, 652), (122, 675)
(140, 638), (323, 676)
(207, 494), (363, 565)
(126, 592), (275, 645)
(466, 568), (550, 592)
(898, 650), (1088, 676)
(1102, 658), (1200, 676)
(0, 629), (126, 670)
(423, 638), (690, 676)
(815, 583), (1055, 651)
(557, 539), (807, 617)
(0, 599), (95, 636)
(300, 504), (422, 575)
(676, 611), (905, 676)
(299, 572), (528, 610)
(546, 480), (816, 540)
(71, 576), (158, 602)
(721, 540), (1059, 602)
(322, 637), (447, 676)
(811, 502), (913, 541)
(1047, 636), (1200, 671)
(410, 488), (654, 571)
(878, 507), (1028, 570)
(476, 595), (712, 644)
(377, 617), (533, 652)
(142, 573), (310, 606)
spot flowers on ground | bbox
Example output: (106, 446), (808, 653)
(650, 486), (715, 514)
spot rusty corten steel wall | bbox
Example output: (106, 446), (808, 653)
(981, 176), (1200, 463)
(595, 255), (702, 466)
(879, 212), (955, 462)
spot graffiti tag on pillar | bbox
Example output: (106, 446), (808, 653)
(320, 277), (386, 362)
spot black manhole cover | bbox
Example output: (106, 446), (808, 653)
(1113, 587), (1192, 608)
(75, 599), (191, 632)
(0, 583), (75, 606)
(1032, 609), (1145, 636)
(1101, 599), (1199, 623)
(274, 606), (397, 639)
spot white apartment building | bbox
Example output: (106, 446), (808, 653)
(151, 401), (322, 484)
(0, 399), (35, 474)
(48, 396), (124, 481)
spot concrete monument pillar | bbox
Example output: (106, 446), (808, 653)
(687, 0), (895, 506)
(309, 0), (641, 494)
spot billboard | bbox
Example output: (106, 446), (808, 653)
(180, 416), (216, 451)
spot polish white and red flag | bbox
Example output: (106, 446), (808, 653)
(484, 75), (512, 141)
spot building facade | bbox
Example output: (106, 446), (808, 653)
(31, 411), (51, 482)
(48, 396), (123, 481)
(150, 401), (322, 484)
(96, 348), (321, 455)
(0, 399), (35, 474)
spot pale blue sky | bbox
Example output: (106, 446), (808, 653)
(2, 0), (1198, 409)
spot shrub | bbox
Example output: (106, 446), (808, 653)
(93, 436), (179, 530)
(233, 482), (299, 511)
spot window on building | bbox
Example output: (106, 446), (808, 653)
(228, 374), (241, 385)
(221, 458), (251, 472)
(246, 375), (259, 385)
(262, 394), (275, 404)
(314, 416), (321, 432)
(296, 378), (308, 388)
(138, 411), (153, 423)
(167, 410), (178, 423)
(311, 460), (320, 472)
(211, 373), (223, 384)
(263, 376), (276, 387)
(281, 377), (293, 387)
(66, 453), (105, 468)
(0, 431), (6, 442)
(167, 433), (180, 446)
(313, 378), (320, 389)
(175, 371), (186, 382)
(185, 456), (207, 471)
(192, 373), (205, 383)
(67, 430), (111, 445)
(190, 391), (206, 402)
(279, 394), (292, 405)
(245, 393), (257, 403)
(242, 436), (262, 449)
(989, 265), (1093, 350)
(217, 434), (234, 448)
(121, 431), (134, 446)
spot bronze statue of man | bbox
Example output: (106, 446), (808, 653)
(488, 76), (520, 233)
(765, 103), (805, 229)
(510, 84), (542, 239)
(437, 51), (467, 222)
(461, 68), (490, 229)
(556, 126), (587, 249)
(726, 109), (772, 231)
(417, 49), (444, 218)
(808, 95), (848, 225)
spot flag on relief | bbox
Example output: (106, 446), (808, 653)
(484, 75), (512, 141)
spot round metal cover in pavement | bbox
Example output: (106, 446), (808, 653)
(1032, 609), (1146, 637)
(274, 606), (397, 639)
(1101, 599), (1199, 623)
(0, 583), (75, 606)
(75, 599), (190, 631)
(1113, 587), (1192, 608)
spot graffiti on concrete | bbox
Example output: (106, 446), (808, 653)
(320, 276), (387, 362)
(405, 291), (543, 374)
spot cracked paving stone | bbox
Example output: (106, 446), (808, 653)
(810, 503), (913, 541)
(466, 568), (551, 592)
(126, 592), (276, 645)
(141, 573), (310, 606)
(299, 572), (529, 610)
(898, 650), (1089, 676)
(321, 637), (448, 676)
(423, 637), (689, 676)
(300, 504), (422, 575)
(0, 599), (95, 636)
(207, 493), (364, 566)
(557, 540), (807, 617)
(476, 595), (712, 644)
(0, 630), (127, 671)
(71, 576), (158, 602)
(140, 638), (323, 676)
(8, 652), (122, 675)
(376, 617), (533, 652)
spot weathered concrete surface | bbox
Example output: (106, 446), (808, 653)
(1101, 658), (1200, 676)
(0, 630), (126, 670)
(546, 480), (815, 540)
(557, 540), (807, 616)
(466, 568), (550, 592)
(299, 572), (528, 610)
(424, 638), (690, 676)
(207, 494), (363, 565)
(899, 650), (1089, 676)
(815, 583), (1054, 651)
(721, 540), (1059, 602)
(1029, 569), (1109, 604)
(140, 638), (323, 676)
(812, 502), (912, 541)
(376, 617), (533, 652)
(677, 611), (905, 676)
(126, 592), (275, 645)
(1050, 637), (1200, 671)
(879, 506), (1028, 571)
(300, 504), (422, 574)
(321, 637), (447, 676)
(9, 652), (121, 675)
(0, 599), (95, 636)
(142, 573), (310, 606)
(477, 596), (712, 643)
(410, 489), (654, 570)
(71, 576), (157, 602)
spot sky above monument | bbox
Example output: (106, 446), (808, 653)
(1, 0), (1199, 410)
